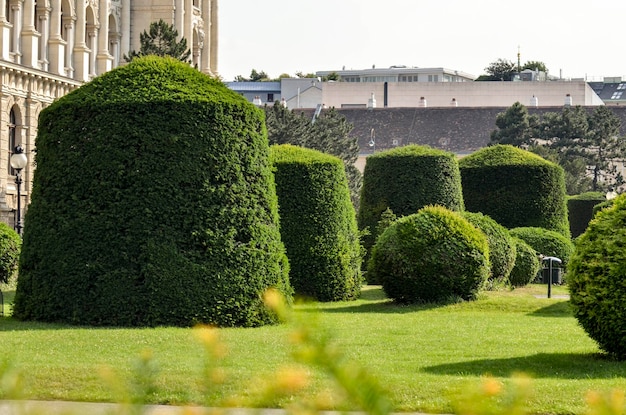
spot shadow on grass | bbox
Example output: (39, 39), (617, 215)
(423, 352), (626, 379)
(529, 301), (572, 317)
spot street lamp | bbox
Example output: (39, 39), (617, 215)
(10, 145), (27, 236)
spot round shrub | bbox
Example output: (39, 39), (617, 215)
(509, 227), (575, 269)
(358, 144), (465, 262)
(592, 199), (615, 218)
(13, 56), (292, 327)
(569, 194), (626, 359)
(508, 237), (541, 287)
(270, 145), (362, 301)
(368, 206), (489, 303)
(461, 211), (516, 282)
(459, 145), (570, 238)
(0, 222), (20, 285)
(568, 192), (606, 238)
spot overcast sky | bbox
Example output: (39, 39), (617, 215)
(218, 0), (626, 82)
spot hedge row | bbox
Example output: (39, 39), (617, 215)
(271, 144), (362, 301)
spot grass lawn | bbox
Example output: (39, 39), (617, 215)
(1, 284), (625, 415)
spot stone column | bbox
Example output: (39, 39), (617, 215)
(9, 0), (23, 63)
(37, 3), (51, 70)
(209, 0), (217, 75)
(0, 0), (11, 60)
(20, 0), (39, 68)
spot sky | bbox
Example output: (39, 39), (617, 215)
(218, 0), (626, 82)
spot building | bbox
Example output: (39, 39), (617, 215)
(315, 65), (476, 83)
(0, 0), (218, 229)
(589, 78), (626, 106)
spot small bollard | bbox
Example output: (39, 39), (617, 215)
(541, 256), (562, 298)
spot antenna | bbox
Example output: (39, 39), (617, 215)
(517, 45), (521, 73)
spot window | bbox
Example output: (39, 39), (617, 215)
(267, 93), (274, 102)
(7, 108), (16, 176)
(611, 91), (623, 100)
(617, 83), (626, 90)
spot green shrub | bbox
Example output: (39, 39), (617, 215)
(270, 145), (362, 301)
(459, 145), (570, 237)
(0, 222), (20, 285)
(569, 194), (626, 359)
(509, 227), (575, 269)
(461, 212), (516, 283)
(567, 192), (606, 238)
(508, 237), (540, 287)
(358, 145), (464, 262)
(13, 56), (292, 327)
(368, 206), (489, 303)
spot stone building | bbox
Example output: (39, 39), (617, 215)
(0, 0), (218, 229)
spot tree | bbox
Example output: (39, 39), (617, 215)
(123, 19), (190, 62)
(522, 60), (548, 74)
(482, 58), (517, 81)
(234, 69), (272, 82)
(489, 102), (538, 147)
(492, 103), (626, 193)
(264, 103), (362, 208)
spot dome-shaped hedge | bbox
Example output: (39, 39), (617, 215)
(368, 206), (489, 303)
(461, 211), (516, 283)
(459, 145), (569, 237)
(569, 194), (626, 359)
(13, 56), (292, 327)
(270, 145), (362, 301)
(509, 227), (575, 269)
(508, 237), (540, 287)
(358, 145), (464, 265)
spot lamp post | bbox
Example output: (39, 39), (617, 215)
(10, 145), (27, 236)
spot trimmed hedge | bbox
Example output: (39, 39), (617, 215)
(459, 145), (570, 238)
(368, 206), (489, 303)
(270, 145), (362, 301)
(0, 222), (20, 284)
(509, 227), (575, 269)
(13, 56), (292, 327)
(569, 194), (626, 359)
(568, 192), (606, 238)
(508, 237), (540, 287)
(461, 212), (516, 282)
(358, 145), (464, 261)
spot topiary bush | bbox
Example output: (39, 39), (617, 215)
(13, 56), (292, 327)
(459, 145), (570, 238)
(358, 145), (464, 263)
(461, 211), (516, 283)
(270, 144), (362, 302)
(509, 227), (575, 270)
(368, 206), (489, 303)
(508, 237), (540, 287)
(569, 194), (626, 359)
(0, 222), (20, 285)
(568, 192), (606, 238)
(592, 199), (614, 218)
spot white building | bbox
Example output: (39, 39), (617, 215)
(0, 0), (218, 228)
(316, 66), (476, 83)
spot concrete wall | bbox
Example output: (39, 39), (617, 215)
(322, 81), (604, 109)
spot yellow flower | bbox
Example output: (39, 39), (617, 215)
(482, 377), (502, 397)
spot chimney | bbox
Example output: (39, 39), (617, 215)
(530, 95), (539, 107)
(419, 97), (427, 108)
(367, 92), (377, 109)
(565, 94), (573, 107)
(450, 98), (458, 107)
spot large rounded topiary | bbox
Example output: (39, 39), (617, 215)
(569, 194), (626, 359)
(508, 237), (540, 287)
(459, 145), (569, 237)
(368, 206), (489, 303)
(568, 192), (606, 238)
(461, 211), (516, 283)
(270, 145), (362, 301)
(13, 56), (291, 327)
(358, 145), (464, 263)
(509, 227), (575, 269)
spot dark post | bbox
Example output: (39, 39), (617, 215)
(10, 145), (27, 236)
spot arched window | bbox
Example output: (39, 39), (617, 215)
(7, 108), (16, 175)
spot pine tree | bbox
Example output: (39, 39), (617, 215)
(124, 19), (191, 63)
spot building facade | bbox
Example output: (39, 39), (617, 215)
(0, 0), (218, 229)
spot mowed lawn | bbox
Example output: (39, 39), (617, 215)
(1, 284), (625, 415)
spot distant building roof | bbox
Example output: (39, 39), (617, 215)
(226, 81), (281, 92)
(588, 81), (626, 104)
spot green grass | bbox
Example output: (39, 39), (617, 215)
(1, 284), (625, 415)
